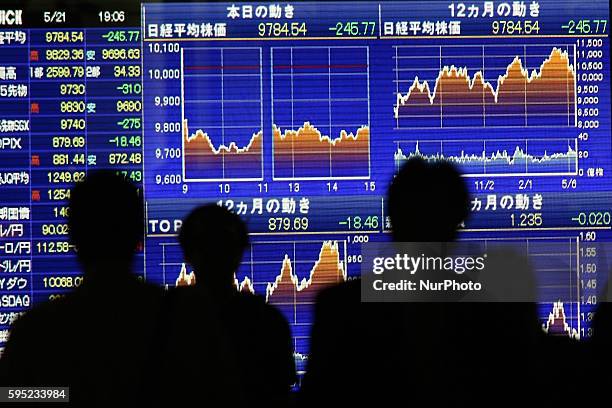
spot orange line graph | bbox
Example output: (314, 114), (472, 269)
(394, 47), (576, 122)
(542, 300), (580, 339)
(265, 241), (346, 304)
(273, 122), (370, 179)
(183, 119), (262, 155)
(176, 263), (196, 287)
(174, 241), (347, 305)
(182, 119), (263, 180)
(273, 122), (369, 148)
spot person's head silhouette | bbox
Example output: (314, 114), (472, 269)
(68, 171), (143, 279)
(388, 158), (468, 242)
(179, 204), (249, 292)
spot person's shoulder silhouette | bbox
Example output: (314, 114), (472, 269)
(162, 204), (295, 407)
(302, 158), (541, 407)
(302, 158), (465, 405)
(0, 171), (163, 406)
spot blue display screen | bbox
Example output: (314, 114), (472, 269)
(0, 1), (610, 379)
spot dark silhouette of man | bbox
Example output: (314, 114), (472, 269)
(301, 158), (541, 407)
(388, 157), (468, 242)
(301, 158), (469, 406)
(163, 204), (295, 407)
(0, 171), (164, 407)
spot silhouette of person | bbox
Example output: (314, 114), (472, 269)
(301, 158), (541, 407)
(0, 171), (164, 407)
(162, 204), (295, 407)
(301, 158), (467, 406)
(388, 157), (468, 242)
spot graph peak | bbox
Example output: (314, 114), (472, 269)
(265, 240), (346, 302)
(394, 46), (577, 128)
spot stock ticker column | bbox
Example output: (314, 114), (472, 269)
(0, 17), (30, 349)
(0, 8), (143, 353)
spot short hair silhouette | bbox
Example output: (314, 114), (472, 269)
(1, 171), (160, 405)
(173, 205), (294, 406)
(178, 204), (249, 287)
(388, 158), (468, 241)
(68, 170), (143, 270)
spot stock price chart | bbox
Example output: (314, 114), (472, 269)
(0, 0), (610, 382)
